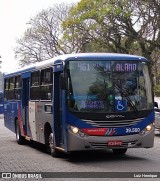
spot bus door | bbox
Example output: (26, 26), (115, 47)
(22, 76), (30, 134)
(53, 72), (67, 150)
(58, 74), (65, 146)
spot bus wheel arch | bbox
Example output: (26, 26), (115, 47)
(44, 122), (61, 157)
(44, 122), (52, 149)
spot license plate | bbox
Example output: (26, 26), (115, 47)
(108, 140), (122, 146)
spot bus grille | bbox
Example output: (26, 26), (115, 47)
(83, 118), (142, 128)
(89, 140), (138, 149)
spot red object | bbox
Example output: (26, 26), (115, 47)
(107, 140), (122, 146)
(81, 128), (108, 136)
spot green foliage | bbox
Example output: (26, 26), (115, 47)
(62, 0), (160, 66)
(63, 0), (133, 53)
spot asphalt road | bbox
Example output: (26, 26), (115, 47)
(1, 116), (160, 181)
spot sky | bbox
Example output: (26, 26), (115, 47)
(0, 0), (79, 72)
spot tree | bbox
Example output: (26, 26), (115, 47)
(14, 3), (74, 66)
(63, 0), (160, 65)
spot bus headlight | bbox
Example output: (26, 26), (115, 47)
(68, 125), (87, 137)
(71, 126), (79, 134)
(141, 124), (154, 135)
(146, 125), (152, 131)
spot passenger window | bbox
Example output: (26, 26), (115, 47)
(30, 71), (40, 100)
(15, 75), (22, 100)
(4, 79), (9, 100)
(40, 68), (53, 100)
(41, 68), (53, 85)
(31, 71), (40, 86)
(8, 77), (15, 100)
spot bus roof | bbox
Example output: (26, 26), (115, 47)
(4, 53), (148, 77)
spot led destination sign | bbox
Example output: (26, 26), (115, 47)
(76, 62), (137, 72)
(114, 63), (137, 72)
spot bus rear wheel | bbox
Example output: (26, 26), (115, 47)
(112, 148), (127, 155)
(48, 133), (61, 158)
(16, 120), (25, 145)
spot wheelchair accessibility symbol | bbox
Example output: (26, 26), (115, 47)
(116, 100), (126, 111)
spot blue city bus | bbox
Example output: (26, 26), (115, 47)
(0, 91), (4, 114)
(3, 53), (154, 157)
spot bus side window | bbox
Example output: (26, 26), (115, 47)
(4, 78), (9, 100)
(40, 68), (53, 100)
(30, 71), (40, 100)
(8, 77), (15, 100)
(15, 75), (22, 100)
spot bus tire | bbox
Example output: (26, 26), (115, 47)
(112, 148), (127, 155)
(48, 133), (61, 158)
(16, 120), (25, 145)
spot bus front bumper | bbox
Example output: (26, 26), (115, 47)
(66, 127), (154, 151)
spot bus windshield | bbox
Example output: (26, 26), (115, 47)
(66, 61), (153, 113)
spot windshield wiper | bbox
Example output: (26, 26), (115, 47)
(115, 85), (138, 112)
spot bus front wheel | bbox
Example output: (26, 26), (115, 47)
(16, 120), (25, 145)
(48, 133), (61, 158)
(112, 148), (127, 155)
